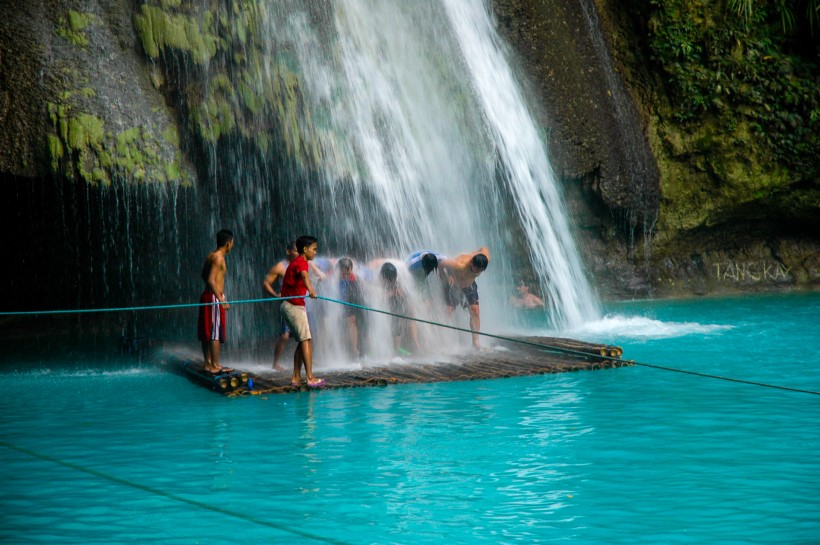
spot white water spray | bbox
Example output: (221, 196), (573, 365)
(442, 0), (599, 327)
(254, 0), (599, 331)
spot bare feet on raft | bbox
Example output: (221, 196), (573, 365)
(204, 365), (235, 375)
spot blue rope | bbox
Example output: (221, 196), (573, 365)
(3, 294), (818, 396)
(316, 296), (820, 396)
(0, 295), (304, 316)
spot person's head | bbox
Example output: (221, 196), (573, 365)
(380, 262), (398, 284)
(516, 279), (530, 294)
(285, 240), (298, 261)
(314, 257), (334, 273)
(421, 253), (438, 276)
(295, 235), (318, 260)
(216, 229), (234, 252)
(336, 257), (354, 276)
(471, 253), (488, 273)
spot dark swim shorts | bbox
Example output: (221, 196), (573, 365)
(445, 281), (479, 308)
(462, 281), (479, 306)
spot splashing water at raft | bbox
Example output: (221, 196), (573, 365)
(213, 0), (600, 361)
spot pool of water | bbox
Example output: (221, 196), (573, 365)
(1, 293), (818, 544)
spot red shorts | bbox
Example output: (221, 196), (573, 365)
(197, 291), (226, 342)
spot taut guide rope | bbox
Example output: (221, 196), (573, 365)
(2, 295), (818, 396)
(0, 441), (352, 545)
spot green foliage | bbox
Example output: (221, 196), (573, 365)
(647, 0), (820, 179)
(730, 0), (819, 34)
(728, 0), (754, 20)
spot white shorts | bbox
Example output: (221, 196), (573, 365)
(281, 301), (312, 342)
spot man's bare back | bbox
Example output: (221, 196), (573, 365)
(439, 246), (490, 349)
(440, 246), (491, 288)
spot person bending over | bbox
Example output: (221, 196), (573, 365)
(380, 262), (421, 355)
(438, 247), (490, 349)
(336, 257), (365, 359)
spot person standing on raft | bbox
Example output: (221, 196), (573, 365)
(198, 229), (235, 375)
(439, 246), (490, 350)
(263, 240), (301, 371)
(280, 235), (325, 389)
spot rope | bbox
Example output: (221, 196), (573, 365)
(628, 360), (820, 396)
(0, 296), (303, 316)
(315, 296), (820, 397)
(317, 296), (597, 359)
(0, 440), (353, 545)
(3, 294), (818, 396)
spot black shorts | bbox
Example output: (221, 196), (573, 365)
(445, 281), (479, 308)
(462, 281), (479, 306)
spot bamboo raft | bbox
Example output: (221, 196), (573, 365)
(175, 336), (631, 397)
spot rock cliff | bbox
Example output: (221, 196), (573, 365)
(492, 0), (819, 297)
(1, 0), (817, 308)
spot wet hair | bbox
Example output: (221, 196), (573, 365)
(337, 257), (353, 272)
(380, 262), (398, 282)
(216, 229), (233, 248)
(421, 253), (438, 276)
(285, 240), (297, 251)
(295, 235), (317, 255)
(471, 253), (489, 271)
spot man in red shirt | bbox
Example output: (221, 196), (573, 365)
(280, 235), (325, 388)
(262, 240), (298, 371)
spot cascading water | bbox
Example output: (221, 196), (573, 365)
(13, 0), (601, 362)
(246, 0), (599, 340)
(443, 0), (599, 327)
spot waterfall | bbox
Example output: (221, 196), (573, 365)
(19, 0), (601, 357)
(443, 0), (599, 326)
(252, 0), (599, 330)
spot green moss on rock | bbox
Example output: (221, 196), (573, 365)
(45, 101), (186, 185)
(56, 11), (97, 47)
(68, 114), (104, 151)
(135, 5), (218, 64)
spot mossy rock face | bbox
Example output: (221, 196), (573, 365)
(56, 10), (98, 47)
(134, 5), (218, 64)
(1, 1), (195, 185)
(133, 0), (337, 172)
(46, 104), (188, 186)
(492, 0), (818, 296)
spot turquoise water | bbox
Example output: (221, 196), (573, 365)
(1, 293), (818, 544)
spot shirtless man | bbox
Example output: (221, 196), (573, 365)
(198, 229), (235, 374)
(438, 246), (490, 349)
(511, 280), (545, 309)
(262, 241), (299, 371)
